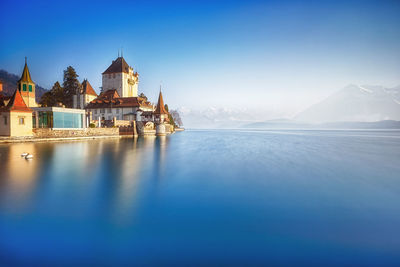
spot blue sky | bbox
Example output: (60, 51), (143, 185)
(1, 0), (399, 114)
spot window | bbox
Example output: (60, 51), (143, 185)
(94, 110), (97, 114)
(101, 109), (105, 114)
(19, 117), (25, 125)
(22, 84), (27, 91)
(3, 116), (7, 125)
(29, 85), (32, 92)
(116, 108), (119, 114)
(108, 108), (112, 113)
(53, 112), (83, 128)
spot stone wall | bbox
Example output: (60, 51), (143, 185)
(114, 119), (131, 127)
(33, 128), (119, 138)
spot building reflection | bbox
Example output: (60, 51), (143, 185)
(154, 136), (168, 179)
(0, 136), (171, 224)
(0, 143), (40, 211)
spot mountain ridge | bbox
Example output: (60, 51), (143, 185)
(294, 84), (400, 123)
(0, 69), (48, 102)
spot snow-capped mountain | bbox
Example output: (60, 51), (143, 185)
(294, 84), (400, 123)
(177, 106), (291, 128)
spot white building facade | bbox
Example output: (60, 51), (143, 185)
(85, 89), (153, 122)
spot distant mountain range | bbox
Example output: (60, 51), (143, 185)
(242, 119), (400, 129)
(295, 84), (400, 123)
(180, 84), (400, 129)
(0, 69), (48, 102)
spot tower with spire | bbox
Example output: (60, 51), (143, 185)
(17, 58), (37, 107)
(153, 89), (169, 123)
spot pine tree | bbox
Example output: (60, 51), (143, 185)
(39, 81), (64, 107)
(39, 91), (55, 107)
(62, 66), (80, 108)
(52, 81), (64, 104)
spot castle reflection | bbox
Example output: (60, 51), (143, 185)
(0, 137), (169, 220)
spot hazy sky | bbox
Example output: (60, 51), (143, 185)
(1, 0), (399, 115)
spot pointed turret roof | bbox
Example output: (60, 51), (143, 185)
(0, 88), (32, 112)
(18, 58), (34, 84)
(154, 91), (168, 115)
(102, 57), (131, 74)
(82, 79), (98, 96)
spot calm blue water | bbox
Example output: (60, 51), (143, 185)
(0, 130), (400, 265)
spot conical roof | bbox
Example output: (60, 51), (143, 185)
(154, 91), (168, 115)
(18, 60), (34, 84)
(0, 88), (32, 112)
(102, 57), (131, 74)
(82, 79), (98, 96)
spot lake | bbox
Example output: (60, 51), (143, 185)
(1, 130), (400, 265)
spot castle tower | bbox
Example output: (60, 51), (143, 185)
(17, 58), (37, 107)
(102, 56), (139, 97)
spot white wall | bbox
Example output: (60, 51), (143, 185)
(102, 70), (138, 97)
(102, 73), (123, 96)
(89, 107), (136, 120)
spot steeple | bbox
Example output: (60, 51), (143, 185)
(154, 90), (168, 115)
(17, 58), (37, 107)
(18, 57), (34, 84)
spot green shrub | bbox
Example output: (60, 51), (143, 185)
(89, 123), (96, 128)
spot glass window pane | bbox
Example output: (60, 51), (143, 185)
(53, 112), (83, 128)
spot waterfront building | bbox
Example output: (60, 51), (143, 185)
(0, 88), (33, 136)
(85, 89), (153, 121)
(102, 56), (139, 97)
(32, 107), (86, 129)
(72, 79), (98, 109)
(17, 58), (38, 108)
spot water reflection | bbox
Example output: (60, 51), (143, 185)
(1, 131), (400, 265)
(0, 143), (40, 211)
(0, 137), (169, 221)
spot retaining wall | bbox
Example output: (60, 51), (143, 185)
(33, 128), (119, 138)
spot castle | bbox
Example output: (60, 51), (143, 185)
(0, 56), (174, 137)
(84, 56), (172, 135)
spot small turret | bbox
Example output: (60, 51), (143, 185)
(154, 90), (168, 115)
(17, 57), (37, 107)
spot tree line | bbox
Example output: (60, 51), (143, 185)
(40, 66), (80, 107)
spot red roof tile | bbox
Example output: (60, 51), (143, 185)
(85, 90), (153, 109)
(154, 91), (168, 115)
(82, 79), (98, 96)
(0, 89), (32, 113)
